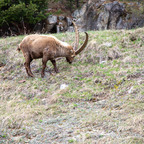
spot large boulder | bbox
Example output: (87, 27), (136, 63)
(99, 1), (125, 30)
(45, 15), (58, 33)
(45, 15), (73, 33)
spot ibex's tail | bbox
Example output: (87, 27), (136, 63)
(17, 44), (21, 52)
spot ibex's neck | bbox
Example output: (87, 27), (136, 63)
(55, 41), (71, 58)
(57, 46), (70, 57)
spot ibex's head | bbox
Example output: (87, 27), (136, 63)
(66, 21), (88, 64)
(66, 49), (76, 64)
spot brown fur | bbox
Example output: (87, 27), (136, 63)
(18, 34), (76, 77)
(18, 22), (88, 78)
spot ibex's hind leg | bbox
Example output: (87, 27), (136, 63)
(41, 56), (48, 78)
(50, 60), (59, 73)
(24, 53), (34, 77)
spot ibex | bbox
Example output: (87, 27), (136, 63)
(17, 22), (88, 77)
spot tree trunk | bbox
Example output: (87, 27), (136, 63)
(76, 0), (79, 8)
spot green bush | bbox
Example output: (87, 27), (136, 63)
(0, 0), (48, 34)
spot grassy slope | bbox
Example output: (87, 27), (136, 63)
(0, 29), (144, 143)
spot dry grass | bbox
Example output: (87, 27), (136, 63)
(0, 28), (144, 143)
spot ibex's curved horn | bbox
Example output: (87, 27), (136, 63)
(72, 21), (79, 50)
(75, 32), (88, 55)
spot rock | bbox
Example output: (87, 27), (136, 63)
(47, 15), (57, 24)
(108, 2), (125, 29)
(116, 17), (126, 29)
(33, 22), (43, 32)
(56, 25), (60, 33)
(45, 15), (72, 33)
(60, 84), (68, 90)
(18, 80), (26, 83)
(72, 4), (86, 18)
(59, 16), (65, 21)
(108, 47), (121, 60)
(103, 42), (112, 47)
(97, 12), (110, 30)
(66, 17), (72, 26)
(12, 136), (23, 141)
(45, 15), (57, 33)
(97, 1), (125, 30)
(67, 26), (74, 32)
(128, 86), (133, 94)
(71, 4), (88, 32)
(69, 0), (144, 31)
(45, 24), (55, 33)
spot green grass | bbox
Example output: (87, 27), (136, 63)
(0, 28), (144, 143)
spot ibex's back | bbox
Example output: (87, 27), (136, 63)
(19, 34), (72, 59)
(18, 22), (88, 78)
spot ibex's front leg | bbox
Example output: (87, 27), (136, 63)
(24, 53), (34, 77)
(41, 56), (48, 78)
(50, 60), (59, 73)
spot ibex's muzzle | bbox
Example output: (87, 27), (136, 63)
(66, 58), (73, 64)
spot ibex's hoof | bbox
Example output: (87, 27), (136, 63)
(29, 75), (34, 77)
(55, 69), (59, 73)
(41, 74), (45, 78)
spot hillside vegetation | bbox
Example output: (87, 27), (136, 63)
(0, 28), (144, 143)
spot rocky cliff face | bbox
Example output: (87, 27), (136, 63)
(72, 0), (144, 31)
(45, 0), (144, 33)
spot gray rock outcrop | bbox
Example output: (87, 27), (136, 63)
(72, 0), (144, 31)
(45, 15), (73, 33)
(44, 0), (144, 33)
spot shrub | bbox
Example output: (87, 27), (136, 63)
(0, 0), (49, 36)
